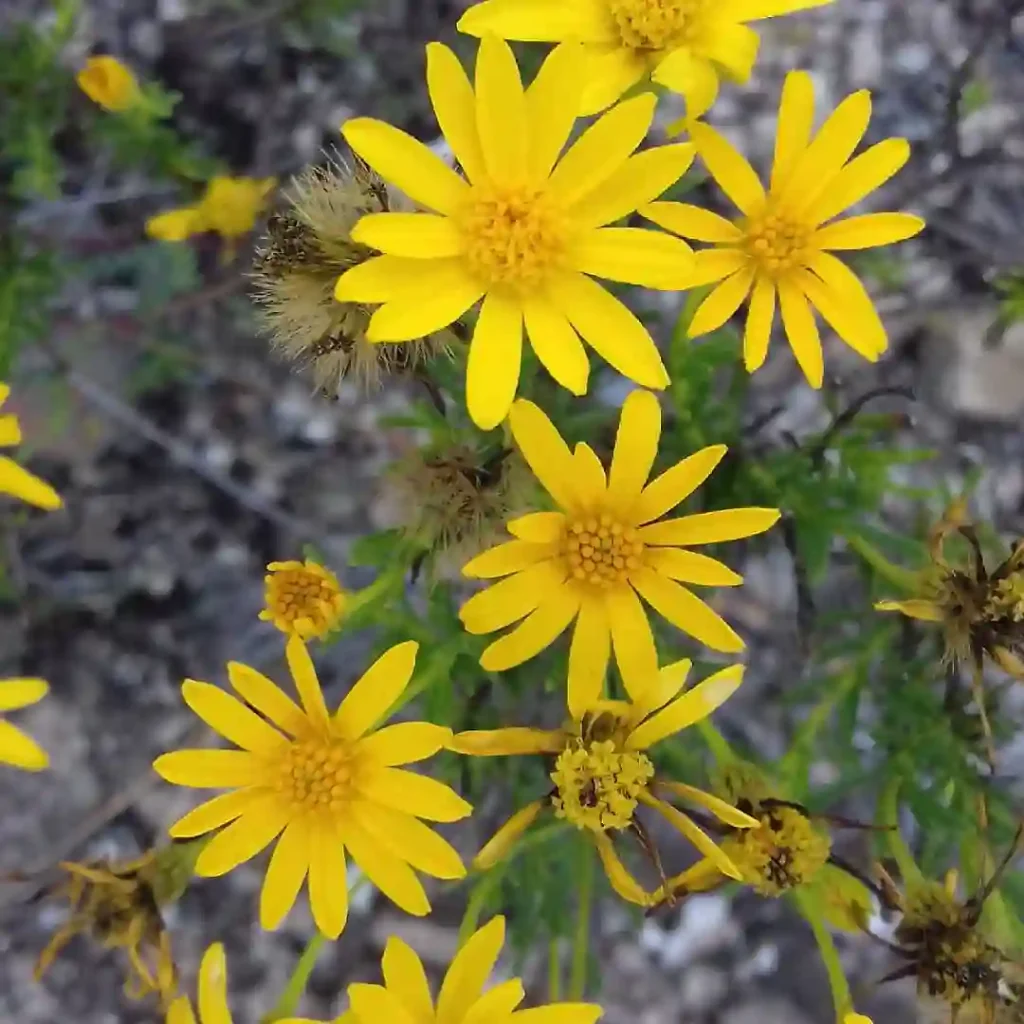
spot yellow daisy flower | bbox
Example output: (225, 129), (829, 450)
(153, 637), (470, 939)
(0, 382), (62, 510)
(337, 916), (603, 1024)
(147, 176), (276, 243)
(459, 389), (779, 713)
(454, 660), (758, 905)
(260, 559), (348, 641)
(0, 677), (49, 771)
(458, 0), (834, 117)
(77, 55), (141, 112)
(334, 38), (698, 430)
(643, 70), (925, 386)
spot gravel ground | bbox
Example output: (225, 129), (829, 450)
(2, 0), (1024, 1021)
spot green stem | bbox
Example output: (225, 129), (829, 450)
(795, 888), (852, 1023)
(569, 840), (595, 1000)
(696, 717), (736, 765)
(842, 532), (922, 595)
(547, 938), (562, 1002)
(879, 776), (923, 888)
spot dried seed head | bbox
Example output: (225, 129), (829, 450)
(252, 155), (452, 394)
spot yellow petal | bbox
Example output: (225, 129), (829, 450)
(452, 727), (563, 756)
(508, 398), (579, 511)
(334, 253), (461, 303)
(359, 766), (473, 822)
(572, 441), (607, 503)
(685, 248), (749, 288)
(437, 916), (506, 1022)
(467, 291), (523, 431)
(527, 43), (584, 181)
(593, 832), (654, 906)
(260, 818), (311, 931)
(170, 790), (261, 838)
(805, 138), (911, 224)
(813, 212), (925, 250)
(606, 585), (659, 701)
(0, 457), (62, 510)
(632, 445), (727, 525)
(549, 94), (657, 207)
(875, 598), (945, 622)
(462, 979), (526, 1022)
(350, 212), (463, 258)
(577, 144), (696, 230)
(549, 272), (669, 389)
(703, 21), (759, 81)
(197, 944), (232, 1024)
(652, 48), (719, 119)
(182, 681), (287, 753)
(460, 561), (567, 634)
(354, 802), (465, 880)
(479, 587), (581, 671)
(0, 678), (48, 712)
(689, 122), (765, 216)
(645, 548), (743, 586)
(77, 55), (140, 111)
(426, 42), (486, 184)
(146, 207), (204, 242)
(285, 637), (331, 730)
(578, 45), (648, 116)
(166, 996), (198, 1024)
(344, 819), (430, 916)
(228, 662), (306, 737)
(476, 36), (527, 186)
(347, 986), (417, 1024)
(523, 297), (590, 396)
(641, 201), (743, 243)
(795, 268), (883, 362)
(0, 719), (48, 771)
(335, 640), (419, 739)
(0, 413), (21, 447)
(572, 227), (693, 289)
(474, 802), (545, 869)
(688, 266), (756, 337)
(381, 937), (433, 1021)
(568, 596), (611, 718)
(770, 70), (816, 192)
(156, 750), (259, 790)
(778, 276), (824, 388)
(630, 567), (744, 653)
(457, 0), (609, 41)
(309, 822), (349, 938)
(733, 0), (833, 16)
(628, 665), (745, 749)
(631, 658), (692, 721)
(657, 781), (760, 828)
(608, 389), (661, 512)
(366, 270), (485, 342)
(194, 798), (289, 876)
(639, 792), (742, 879)
(743, 276), (777, 372)
(639, 507), (781, 545)
(507, 511), (565, 543)
(342, 117), (469, 215)
(358, 722), (452, 766)
(462, 539), (553, 579)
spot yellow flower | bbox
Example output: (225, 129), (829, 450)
(77, 55), (141, 111)
(643, 70), (925, 387)
(459, 389), (779, 713)
(166, 944), (232, 1024)
(454, 659), (758, 905)
(153, 637), (470, 938)
(339, 917), (603, 1023)
(335, 38), (698, 430)
(147, 176), (276, 243)
(0, 678), (49, 771)
(843, 1016), (872, 1024)
(260, 559), (348, 640)
(459, 0), (833, 118)
(0, 383), (62, 510)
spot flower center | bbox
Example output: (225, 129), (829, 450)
(606, 0), (705, 51)
(550, 736), (654, 832)
(461, 186), (565, 291)
(564, 514), (645, 588)
(986, 574), (1024, 622)
(273, 738), (357, 812)
(264, 563), (345, 639)
(744, 211), (810, 277)
(721, 805), (830, 897)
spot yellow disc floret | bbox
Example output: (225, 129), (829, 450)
(744, 210), (811, 278)
(607, 0), (706, 51)
(260, 559), (347, 640)
(564, 514), (645, 587)
(273, 738), (358, 813)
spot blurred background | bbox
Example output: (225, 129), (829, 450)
(1, 0), (1023, 1021)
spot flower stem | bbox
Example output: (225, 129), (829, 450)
(569, 840), (595, 1000)
(795, 888), (852, 1023)
(696, 717), (736, 765)
(548, 938), (562, 1001)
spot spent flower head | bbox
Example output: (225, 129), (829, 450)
(458, 0), (833, 118)
(253, 158), (451, 394)
(459, 390), (779, 714)
(454, 659), (758, 905)
(335, 38), (700, 430)
(77, 55), (141, 112)
(260, 558), (348, 641)
(0, 678), (49, 772)
(147, 176), (276, 244)
(643, 70), (924, 386)
(0, 382), (62, 511)
(153, 637), (470, 938)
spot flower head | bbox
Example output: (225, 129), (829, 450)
(153, 637), (470, 938)
(459, 0), (833, 117)
(0, 383), (62, 510)
(148, 176), (276, 243)
(0, 677), (49, 771)
(458, 389), (779, 713)
(77, 55), (141, 111)
(260, 559), (348, 640)
(335, 38), (699, 429)
(643, 70), (925, 386)
(35, 845), (198, 1003)
(340, 916), (603, 1024)
(454, 659), (758, 905)
(253, 158), (451, 393)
